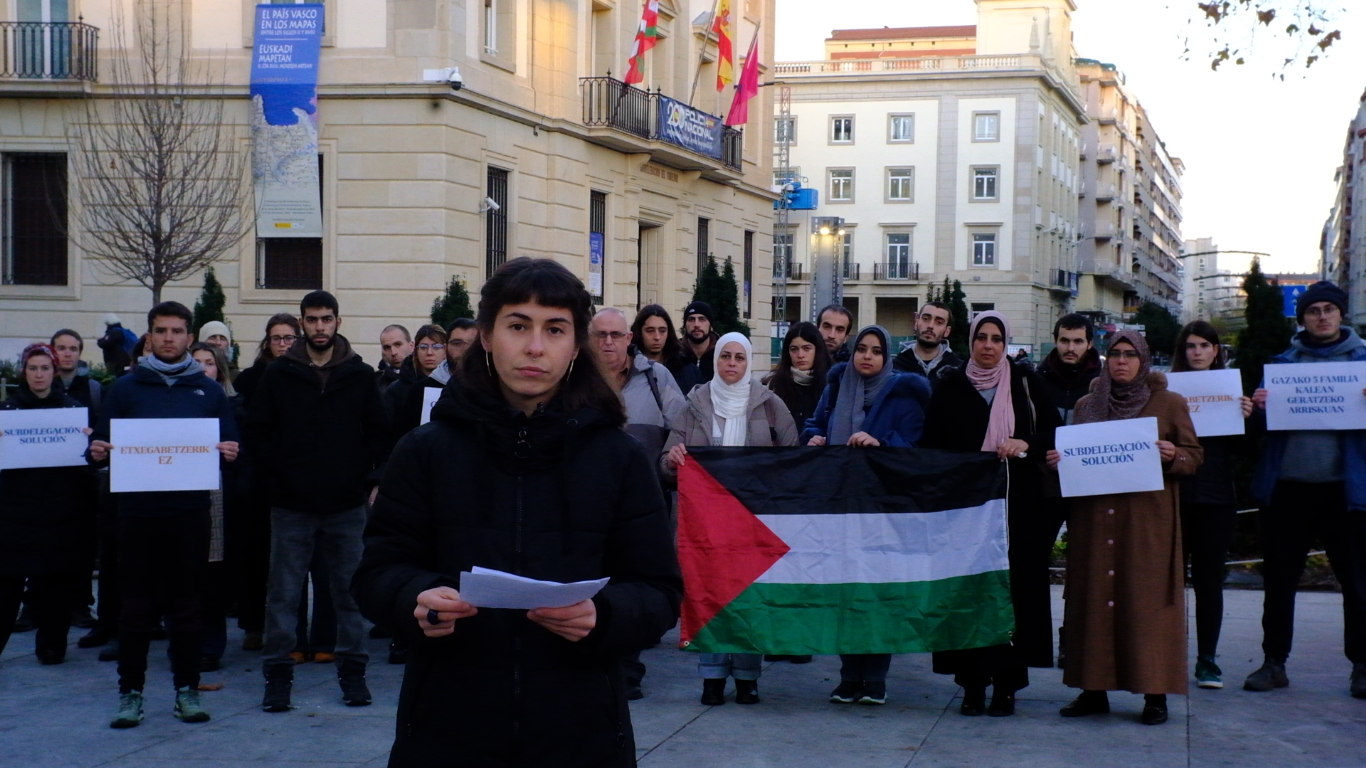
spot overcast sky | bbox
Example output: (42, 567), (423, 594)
(775, 0), (1366, 276)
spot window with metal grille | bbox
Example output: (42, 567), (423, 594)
(486, 167), (509, 277)
(257, 155), (323, 290)
(743, 230), (753, 319)
(696, 216), (710, 274)
(1, 152), (68, 286)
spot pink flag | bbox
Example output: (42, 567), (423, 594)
(725, 31), (760, 126)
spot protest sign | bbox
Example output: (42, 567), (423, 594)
(1264, 361), (1366, 431)
(110, 419), (220, 493)
(1165, 370), (1245, 437)
(420, 387), (441, 425)
(1056, 417), (1163, 498)
(0, 408), (88, 469)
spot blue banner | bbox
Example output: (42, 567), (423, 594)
(656, 96), (724, 160)
(250, 3), (324, 238)
(588, 232), (604, 297)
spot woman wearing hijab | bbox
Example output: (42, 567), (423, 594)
(802, 325), (931, 705)
(663, 332), (799, 705)
(920, 312), (1061, 717)
(1046, 330), (1203, 725)
(765, 321), (831, 430)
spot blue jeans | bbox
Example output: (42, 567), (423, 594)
(263, 506), (368, 668)
(699, 653), (762, 680)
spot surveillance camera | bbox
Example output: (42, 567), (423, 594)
(422, 66), (463, 91)
(481, 197), (500, 213)
(449, 69), (463, 91)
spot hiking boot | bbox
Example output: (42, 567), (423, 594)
(858, 681), (887, 705)
(109, 691), (144, 729)
(339, 660), (372, 707)
(701, 679), (726, 705)
(262, 665), (293, 713)
(1243, 660), (1289, 692)
(829, 680), (862, 704)
(78, 626), (114, 649)
(960, 685), (987, 716)
(734, 679), (759, 705)
(174, 686), (211, 723)
(1195, 656), (1223, 689)
(1351, 663), (1366, 699)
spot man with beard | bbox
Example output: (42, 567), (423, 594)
(89, 302), (240, 728)
(444, 318), (478, 366)
(1035, 314), (1101, 426)
(377, 324), (412, 390)
(817, 304), (854, 364)
(892, 301), (961, 385)
(670, 301), (719, 394)
(247, 291), (388, 713)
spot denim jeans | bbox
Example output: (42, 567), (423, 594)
(263, 506), (368, 669)
(699, 653), (762, 680)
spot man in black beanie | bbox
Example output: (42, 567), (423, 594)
(669, 301), (718, 394)
(1245, 279), (1366, 698)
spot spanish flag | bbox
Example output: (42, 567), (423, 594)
(678, 447), (1014, 655)
(713, 0), (734, 91)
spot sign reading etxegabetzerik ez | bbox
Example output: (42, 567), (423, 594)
(109, 419), (221, 493)
(1055, 417), (1164, 498)
(0, 408), (88, 469)
(1264, 361), (1366, 431)
(1165, 369), (1245, 437)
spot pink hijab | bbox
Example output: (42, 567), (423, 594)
(965, 312), (1015, 452)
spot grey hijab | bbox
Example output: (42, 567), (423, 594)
(828, 325), (895, 445)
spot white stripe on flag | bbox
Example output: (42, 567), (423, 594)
(754, 499), (1008, 585)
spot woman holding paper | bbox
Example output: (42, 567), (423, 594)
(354, 258), (680, 768)
(0, 343), (95, 665)
(802, 325), (931, 705)
(1047, 330), (1202, 725)
(663, 331), (799, 706)
(1170, 321), (1254, 689)
(919, 312), (1061, 717)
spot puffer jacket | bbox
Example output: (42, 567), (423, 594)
(353, 383), (681, 768)
(0, 382), (95, 576)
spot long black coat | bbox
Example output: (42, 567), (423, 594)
(0, 384), (95, 577)
(353, 384), (682, 768)
(920, 362), (1061, 672)
(244, 337), (388, 514)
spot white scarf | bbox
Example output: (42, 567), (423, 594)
(709, 332), (753, 447)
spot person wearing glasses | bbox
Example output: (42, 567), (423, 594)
(382, 325), (447, 421)
(1046, 331), (1202, 726)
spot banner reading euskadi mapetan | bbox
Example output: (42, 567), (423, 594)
(250, 2), (324, 238)
(677, 447), (1012, 656)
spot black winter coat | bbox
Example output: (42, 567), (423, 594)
(244, 337), (388, 514)
(1034, 348), (1102, 426)
(353, 383), (681, 768)
(0, 383), (95, 577)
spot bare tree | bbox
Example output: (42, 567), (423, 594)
(68, 0), (252, 305)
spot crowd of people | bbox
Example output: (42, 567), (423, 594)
(1, 261), (1364, 761)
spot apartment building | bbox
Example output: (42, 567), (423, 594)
(0, 0), (776, 363)
(1180, 237), (1241, 324)
(1322, 88), (1366, 327)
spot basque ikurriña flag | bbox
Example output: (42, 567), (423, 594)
(678, 447), (1013, 655)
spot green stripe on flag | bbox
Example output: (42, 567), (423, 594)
(683, 571), (1015, 655)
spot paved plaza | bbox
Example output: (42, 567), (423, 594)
(1, 587), (1363, 767)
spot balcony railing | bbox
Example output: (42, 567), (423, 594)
(774, 261), (804, 281)
(0, 22), (98, 81)
(874, 261), (919, 280)
(842, 261), (860, 280)
(773, 54), (1037, 77)
(581, 76), (742, 171)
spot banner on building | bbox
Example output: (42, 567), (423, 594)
(589, 232), (605, 297)
(656, 95), (724, 160)
(677, 447), (1013, 655)
(250, 3), (324, 238)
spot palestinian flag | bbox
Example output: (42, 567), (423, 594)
(678, 446), (1013, 655)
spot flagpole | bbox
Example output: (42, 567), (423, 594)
(688, 0), (721, 107)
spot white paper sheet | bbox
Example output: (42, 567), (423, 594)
(1264, 361), (1366, 431)
(458, 566), (609, 609)
(0, 408), (89, 469)
(1165, 370), (1245, 437)
(420, 387), (441, 425)
(1056, 416), (1164, 498)
(110, 418), (220, 493)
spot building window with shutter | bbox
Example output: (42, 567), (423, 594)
(1, 153), (68, 286)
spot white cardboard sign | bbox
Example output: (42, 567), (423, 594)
(1264, 361), (1366, 431)
(1056, 416), (1164, 498)
(110, 418), (220, 493)
(0, 408), (89, 469)
(420, 387), (441, 425)
(1165, 370), (1245, 437)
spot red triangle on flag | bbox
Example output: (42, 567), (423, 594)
(677, 459), (789, 646)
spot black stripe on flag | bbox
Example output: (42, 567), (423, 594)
(689, 446), (1005, 517)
